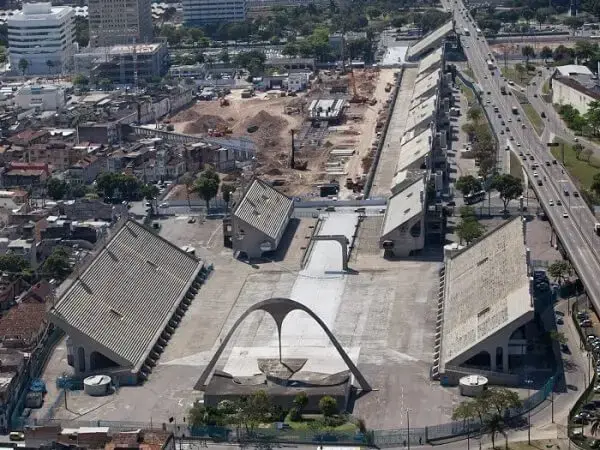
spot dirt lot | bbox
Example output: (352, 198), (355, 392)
(170, 68), (395, 197)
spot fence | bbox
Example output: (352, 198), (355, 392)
(17, 374), (558, 446)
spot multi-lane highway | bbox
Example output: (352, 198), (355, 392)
(444, 0), (600, 310)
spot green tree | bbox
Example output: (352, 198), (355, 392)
(535, 9), (548, 28)
(70, 183), (87, 198)
(72, 74), (89, 87)
(549, 330), (567, 345)
(564, 16), (584, 34)
(514, 63), (526, 82)
(467, 106), (483, 123)
(491, 174), (523, 210)
(455, 217), (485, 245)
(484, 413), (505, 449)
(194, 166), (220, 210)
(282, 42), (299, 57)
(42, 246), (71, 281)
(540, 46), (553, 61)
(221, 183), (236, 211)
(456, 175), (482, 196)
(0, 254), (31, 278)
(293, 392), (309, 419)
(573, 142), (584, 159)
(592, 173), (600, 197)
(585, 100), (600, 136)
(548, 260), (572, 284)
(46, 178), (68, 200)
(521, 45), (535, 65)
(96, 173), (142, 200)
(18, 58), (29, 76)
(141, 184), (159, 201)
(581, 148), (593, 162)
(219, 49), (230, 64)
(180, 173), (195, 210)
(319, 396), (338, 417)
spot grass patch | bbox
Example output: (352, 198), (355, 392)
(284, 416), (358, 432)
(522, 103), (544, 135)
(551, 138), (600, 190)
(456, 78), (475, 105)
(501, 67), (535, 87)
(510, 150), (523, 179)
(542, 80), (550, 95)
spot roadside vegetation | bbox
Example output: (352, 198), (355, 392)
(551, 139), (600, 200)
(522, 103), (544, 135)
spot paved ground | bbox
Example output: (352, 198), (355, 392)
(36, 213), (453, 430)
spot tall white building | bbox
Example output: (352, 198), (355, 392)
(7, 3), (76, 75)
(183, 0), (246, 25)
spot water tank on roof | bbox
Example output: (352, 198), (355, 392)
(459, 375), (488, 397)
(83, 375), (111, 396)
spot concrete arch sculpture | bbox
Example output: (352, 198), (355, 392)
(195, 297), (372, 392)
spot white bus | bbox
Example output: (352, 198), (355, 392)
(463, 27), (470, 36)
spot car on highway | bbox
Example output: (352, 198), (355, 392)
(498, 114), (501, 118)
(533, 172), (538, 177)
(528, 154), (533, 160)
(517, 117), (521, 122)
(541, 111), (546, 118)
(500, 130), (504, 134)
(557, 317), (564, 325)
(557, 199), (562, 206)
(506, 126), (510, 132)
(508, 118), (512, 122)
(564, 213), (570, 219)
(552, 159), (557, 164)
(533, 93), (538, 97)
(574, 191), (580, 197)
(537, 179), (542, 186)
(501, 120), (505, 125)
(510, 136), (514, 140)
(549, 200), (554, 206)
(545, 161), (550, 166)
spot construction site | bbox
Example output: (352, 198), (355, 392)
(170, 68), (398, 198)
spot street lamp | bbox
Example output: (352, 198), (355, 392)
(525, 378), (534, 444)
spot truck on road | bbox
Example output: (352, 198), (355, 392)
(512, 106), (519, 115)
(500, 85), (507, 95)
(487, 60), (495, 70)
(595, 223), (600, 236)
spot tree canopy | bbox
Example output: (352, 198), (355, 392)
(491, 174), (523, 210)
(194, 166), (220, 209)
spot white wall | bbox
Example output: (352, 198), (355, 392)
(552, 78), (596, 115)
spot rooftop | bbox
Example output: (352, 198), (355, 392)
(405, 94), (437, 133)
(48, 220), (203, 371)
(233, 179), (293, 240)
(411, 69), (440, 102)
(554, 75), (600, 101)
(381, 177), (425, 237)
(407, 21), (454, 59)
(555, 64), (593, 77)
(394, 127), (432, 175)
(441, 218), (533, 367)
(417, 48), (443, 78)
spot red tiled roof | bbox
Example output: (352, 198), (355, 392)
(0, 301), (47, 345)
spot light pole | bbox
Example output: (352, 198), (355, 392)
(525, 378), (534, 444)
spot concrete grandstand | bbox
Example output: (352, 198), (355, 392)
(433, 217), (534, 384)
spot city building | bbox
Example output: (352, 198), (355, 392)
(7, 3), (76, 75)
(88, 0), (153, 47)
(551, 64), (599, 115)
(1, 162), (50, 188)
(226, 178), (293, 259)
(13, 85), (67, 112)
(74, 43), (168, 85)
(183, 0), (246, 26)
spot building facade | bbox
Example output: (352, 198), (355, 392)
(88, 0), (153, 47)
(14, 85), (66, 111)
(7, 3), (76, 75)
(183, 0), (246, 26)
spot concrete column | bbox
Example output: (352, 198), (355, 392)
(503, 345), (510, 373)
(490, 349), (497, 372)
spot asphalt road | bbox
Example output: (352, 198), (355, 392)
(446, 0), (600, 318)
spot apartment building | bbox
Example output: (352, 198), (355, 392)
(88, 0), (153, 47)
(183, 0), (246, 25)
(7, 3), (76, 75)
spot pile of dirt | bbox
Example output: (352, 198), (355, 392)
(172, 109), (201, 122)
(240, 111), (289, 150)
(184, 115), (229, 134)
